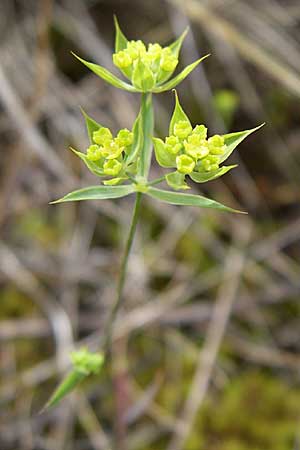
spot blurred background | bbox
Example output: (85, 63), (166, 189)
(0, 0), (300, 449)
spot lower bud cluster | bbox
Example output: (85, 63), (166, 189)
(163, 121), (226, 175)
(86, 127), (133, 177)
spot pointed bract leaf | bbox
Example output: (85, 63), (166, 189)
(146, 187), (246, 213)
(72, 53), (139, 92)
(220, 124), (265, 163)
(125, 111), (143, 166)
(80, 109), (103, 143)
(114, 16), (128, 53)
(103, 177), (128, 185)
(165, 171), (189, 190)
(190, 165), (237, 183)
(132, 59), (155, 92)
(153, 55), (210, 93)
(169, 27), (189, 58)
(42, 370), (85, 412)
(70, 147), (104, 177)
(51, 185), (135, 204)
(153, 137), (176, 168)
(169, 90), (191, 136)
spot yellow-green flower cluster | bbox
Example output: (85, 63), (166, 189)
(113, 40), (178, 83)
(86, 127), (133, 177)
(70, 348), (104, 375)
(163, 123), (226, 174)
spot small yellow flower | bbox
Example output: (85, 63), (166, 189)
(103, 159), (122, 176)
(87, 144), (102, 161)
(116, 128), (134, 147)
(174, 120), (193, 139)
(93, 127), (113, 145)
(113, 50), (132, 69)
(165, 135), (182, 154)
(101, 140), (124, 159)
(176, 154), (195, 174)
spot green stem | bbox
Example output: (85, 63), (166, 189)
(103, 191), (142, 355)
(139, 92), (154, 179)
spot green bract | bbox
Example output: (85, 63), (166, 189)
(42, 348), (104, 411)
(153, 91), (264, 190)
(71, 16), (209, 93)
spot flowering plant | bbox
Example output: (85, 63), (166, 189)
(45, 17), (263, 410)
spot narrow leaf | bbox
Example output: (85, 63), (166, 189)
(80, 109), (103, 143)
(153, 137), (176, 168)
(114, 16), (128, 53)
(190, 165), (237, 183)
(153, 55), (210, 93)
(51, 184), (135, 204)
(72, 53), (139, 92)
(169, 90), (191, 136)
(70, 147), (104, 177)
(220, 124), (265, 163)
(41, 370), (85, 412)
(146, 187), (246, 213)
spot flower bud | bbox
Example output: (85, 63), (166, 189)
(198, 155), (220, 172)
(93, 127), (113, 145)
(71, 348), (104, 375)
(174, 120), (193, 139)
(126, 40), (146, 60)
(160, 48), (178, 72)
(87, 144), (102, 161)
(101, 140), (123, 159)
(192, 124), (207, 140)
(113, 50), (132, 69)
(176, 154), (195, 174)
(165, 135), (182, 154)
(208, 135), (226, 155)
(103, 159), (122, 176)
(116, 128), (133, 147)
(148, 43), (162, 61)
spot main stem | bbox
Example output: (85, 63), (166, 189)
(103, 92), (153, 355)
(103, 191), (142, 354)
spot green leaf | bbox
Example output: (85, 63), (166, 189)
(41, 370), (85, 411)
(146, 187), (246, 213)
(169, 27), (189, 58)
(80, 109), (103, 143)
(190, 165), (237, 183)
(114, 16), (128, 53)
(70, 147), (105, 177)
(153, 55), (210, 93)
(51, 184), (136, 204)
(132, 59), (155, 92)
(165, 171), (189, 190)
(138, 93), (154, 179)
(169, 90), (191, 136)
(153, 137), (176, 168)
(72, 52), (139, 92)
(220, 124), (265, 163)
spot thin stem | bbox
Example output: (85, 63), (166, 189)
(103, 192), (142, 355)
(147, 175), (165, 186)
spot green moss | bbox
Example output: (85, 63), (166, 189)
(186, 372), (299, 450)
